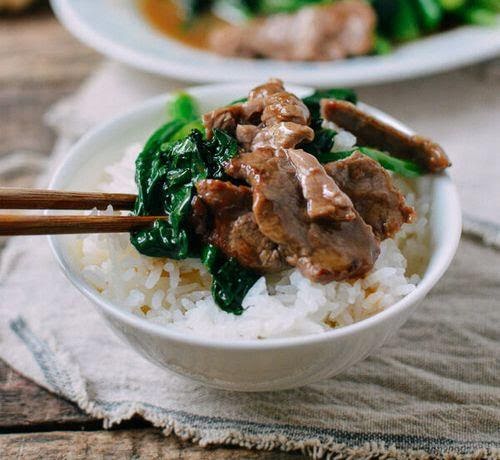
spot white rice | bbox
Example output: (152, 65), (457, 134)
(71, 141), (430, 340)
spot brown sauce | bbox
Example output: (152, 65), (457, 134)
(139, 0), (226, 50)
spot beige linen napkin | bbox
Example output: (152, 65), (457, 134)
(0, 62), (499, 459)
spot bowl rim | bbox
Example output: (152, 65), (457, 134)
(48, 83), (462, 351)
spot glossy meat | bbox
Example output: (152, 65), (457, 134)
(203, 104), (244, 139)
(261, 91), (310, 126)
(236, 124), (260, 150)
(325, 152), (415, 239)
(209, 1), (376, 61)
(249, 122), (314, 150)
(321, 99), (451, 173)
(243, 78), (285, 122)
(195, 179), (285, 273)
(204, 79), (313, 152)
(286, 148), (356, 221)
(227, 149), (379, 283)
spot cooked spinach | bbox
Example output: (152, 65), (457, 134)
(229, 97), (248, 105)
(211, 259), (260, 315)
(300, 88), (357, 156)
(201, 244), (260, 315)
(134, 119), (187, 216)
(177, 0), (211, 21)
(132, 93), (256, 314)
(132, 127), (239, 259)
(134, 93), (203, 216)
(301, 126), (337, 157)
(202, 129), (239, 179)
(170, 119), (205, 142)
(132, 131), (208, 259)
(168, 91), (200, 122)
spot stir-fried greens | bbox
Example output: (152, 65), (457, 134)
(131, 88), (424, 314)
(131, 97), (255, 313)
(178, 0), (499, 51)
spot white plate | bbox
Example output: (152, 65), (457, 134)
(51, 0), (500, 87)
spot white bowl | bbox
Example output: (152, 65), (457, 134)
(49, 83), (461, 391)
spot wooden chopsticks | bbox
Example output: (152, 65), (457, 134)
(0, 187), (164, 236)
(0, 215), (163, 236)
(0, 187), (136, 210)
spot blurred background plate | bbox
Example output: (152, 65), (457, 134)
(51, 0), (500, 87)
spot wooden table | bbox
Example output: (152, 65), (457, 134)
(0, 5), (303, 458)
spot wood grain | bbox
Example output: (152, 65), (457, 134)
(0, 3), (99, 161)
(0, 430), (305, 459)
(0, 214), (164, 236)
(0, 361), (303, 458)
(0, 360), (92, 430)
(0, 188), (136, 210)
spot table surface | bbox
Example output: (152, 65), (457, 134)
(0, 4), (303, 458)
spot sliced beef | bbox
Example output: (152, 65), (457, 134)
(203, 104), (244, 139)
(228, 213), (286, 273)
(321, 99), (451, 173)
(249, 122), (314, 150)
(261, 92), (310, 126)
(209, 0), (376, 61)
(226, 149), (380, 283)
(204, 79), (313, 151)
(243, 78), (285, 122)
(189, 195), (209, 237)
(236, 124), (260, 150)
(325, 152), (415, 239)
(195, 179), (285, 273)
(285, 148), (355, 221)
(248, 78), (285, 103)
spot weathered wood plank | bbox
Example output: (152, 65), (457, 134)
(0, 4), (99, 157)
(0, 430), (306, 459)
(0, 359), (94, 430)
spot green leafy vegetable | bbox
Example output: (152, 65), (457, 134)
(132, 131), (208, 259)
(134, 119), (187, 216)
(177, 0), (212, 21)
(457, 5), (498, 25)
(132, 126), (239, 259)
(201, 244), (260, 315)
(300, 88), (357, 156)
(229, 97), (248, 105)
(201, 129), (239, 179)
(168, 91), (200, 122)
(391, 0), (421, 41)
(373, 34), (393, 55)
(256, 0), (329, 15)
(170, 119), (205, 142)
(132, 92), (205, 258)
(302, 88), (357, 121)
(301, 127), (336, 156)
(132, 92), (256, 314)
(317, 147), (423, 178)
(414, 0), (443, 31)
(438, 0), (465, 11)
